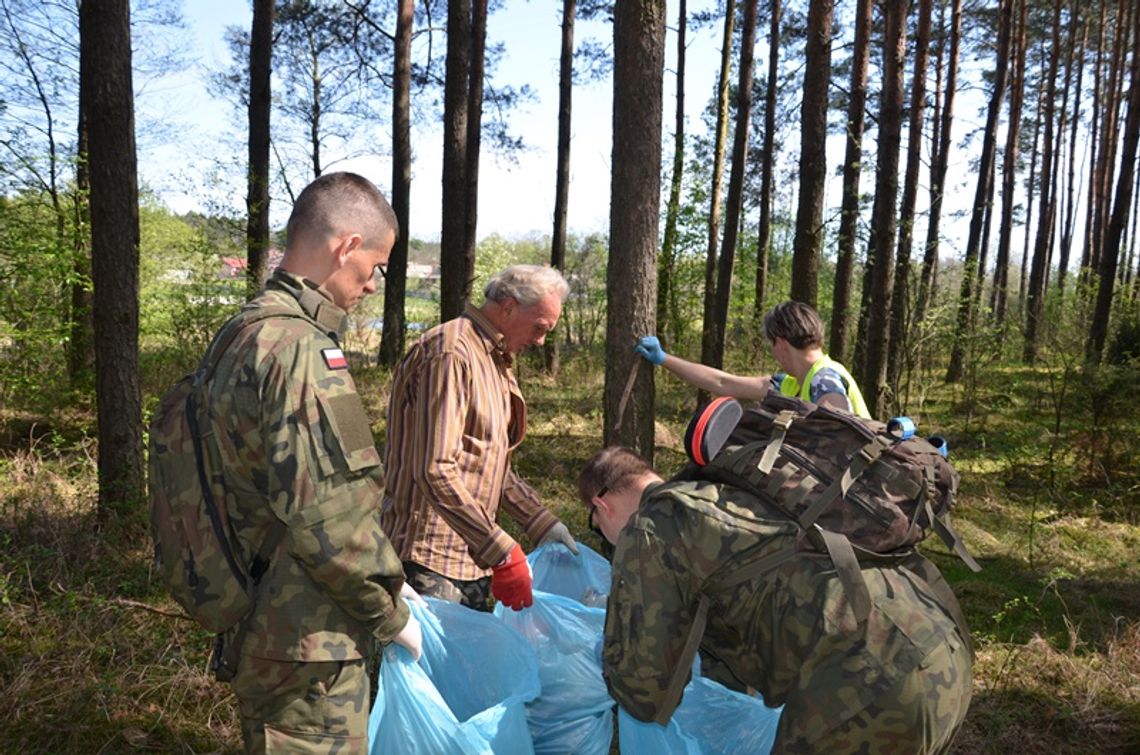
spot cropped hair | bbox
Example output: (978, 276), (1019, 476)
(483, 264), (570, 307)
(762, 300), (826, 350)
(285, 172), (398, 251)
(577, 446), (655, 507)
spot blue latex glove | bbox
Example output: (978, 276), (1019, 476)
(634, 336), (667, 366)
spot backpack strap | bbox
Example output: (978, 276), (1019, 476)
(796, 433), (892, 530)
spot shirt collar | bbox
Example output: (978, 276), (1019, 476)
(463, 303), (512, 365)
(267, 268), (347, 342)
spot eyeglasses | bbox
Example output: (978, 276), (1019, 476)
(587, 485), (607, 539)
(375, 264), (388, 284)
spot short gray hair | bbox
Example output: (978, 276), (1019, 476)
(483, 264), (569, 307)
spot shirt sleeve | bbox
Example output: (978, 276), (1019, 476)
(500, 467), (559, 545)
(260, 337), (409, 642)
(413, 348), (516, 569)
(809, 367), (853, 412)
(603, 516), (700, 724)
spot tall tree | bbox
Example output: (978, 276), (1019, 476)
(789, 0), (834, 306)
(546, 0), (577, 375)
(80, 0), (143, 515)
(1081, 0), (1109, 278)
(1057, 10), (1088, 297)
(1018, 46), (1046, 312)
(754, 0), (781, 330)
(605, 0), (665, 459)
(991, 0), (1028, 326)
(1088, 0), (1130, 276)
(886, 0), (934, 402)
(828, 0), (871, 361)
(916, 0), (962, 328)
(710, 0), (759, 368)
(246, 0), (274, 299)
(700, 0), (736, 372)
(858, 0), (907, 416)
(379, 0), (413, 367)
(658, 0), (687, 347)
(440, 0), (473, 320)
(463, 0), (487, 285)
(1088, 0), (1140, 362)
(1023, 0), (1063, 364)
(946, 0), (1014, 380)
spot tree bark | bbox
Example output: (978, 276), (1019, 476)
(700, 0), (736, 373)
(992, 0), (1028, 325)
(380, 0), (414, 367)
(462, 0), (487, 288)
(858, 0), (907, 417)
(754, 0), (781, 334)
(246, 0), (274, 299)
(80, 0), (143, 518)
(1023, 0), (1063, 364)
(789, 0), (834, 306)
(605, 0), (665, 459)
(657, 0), (686, 348)
(886, 0), (933, 404)
(828, 0), (870, 361)
(1057, 12), (1088, 297)
(1088, 1), (1140, 362)
(546, 0), (577, 375)
(946, 0), (1014, 380)
(440, 0), (471, 321)
(710, 0), (759, 368)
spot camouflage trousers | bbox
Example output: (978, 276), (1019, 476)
(402, 560), (493, 612)
(232, 656), (369, 754)
(776, 636), (973, 755)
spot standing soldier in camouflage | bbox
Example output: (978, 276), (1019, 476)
(382, 265), (580, 613)
(578, 446), (973, 754)
(202, 172), (421, 753)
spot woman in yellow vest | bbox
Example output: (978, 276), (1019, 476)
(635, 300), (871, 418)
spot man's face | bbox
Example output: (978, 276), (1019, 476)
(322, 229), (394, 312)
(500, 293), (562, 356)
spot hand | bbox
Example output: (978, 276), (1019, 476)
(539, 521), (579, 556)
(491, 543), (533, 611)
(635, 336), (667, 366)
(399, 581), (426, 605)
(392, 611), (423, 661)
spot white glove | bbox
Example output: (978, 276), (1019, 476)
(400, 581), (426, 605)
(539, 521), (580, 556)
(391, 611), (423, 661)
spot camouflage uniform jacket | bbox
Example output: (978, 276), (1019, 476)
(603, 478), (971, 742)
(207, 268), (408, 662)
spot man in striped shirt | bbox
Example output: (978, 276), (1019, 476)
(381, 265), (579, 612)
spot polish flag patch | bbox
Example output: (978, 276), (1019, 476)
(322, 348), (348, 370)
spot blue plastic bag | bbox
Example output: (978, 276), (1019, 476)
(528, 542), (611, 606)
(618, 675), (782, 754)
(369, 597), (541, 755)
(496, 590), (614, 754)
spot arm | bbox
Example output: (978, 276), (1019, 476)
(660, 352), (773, 401)
(500, 467), (559, 545)
(261, 343), (409, 643)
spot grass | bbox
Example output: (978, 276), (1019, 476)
(1, 344), (1138, 752)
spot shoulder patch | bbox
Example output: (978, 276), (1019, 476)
(322, 347), (348, 370)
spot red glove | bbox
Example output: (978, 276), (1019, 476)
(491, 543), (533, 611)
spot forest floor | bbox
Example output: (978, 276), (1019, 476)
(1, 347), (1138, 753)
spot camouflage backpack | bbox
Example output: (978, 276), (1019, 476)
(148, 305), (300, 634)
(679, 392), (980, 624)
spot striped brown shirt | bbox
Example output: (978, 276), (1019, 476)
(380, 303), (558, 580)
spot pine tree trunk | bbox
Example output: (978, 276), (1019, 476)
(790, 0), (833, 306)
(711, 0), (759, 368)
(754, 0), (781, 332)
(246, 0), (274, 299)
(440, 0), (471, 321)
(992, 0), (1028, 325)
(463, 0), (487, 292)
(69, 83), (94, 387)
(828, 0), (871, 362)
(605, 0), (665, 458)
(886, 0), (933, 406)
(546, 0), (577, 375)
(916, 0), (962, 329)
(1019, 51), (1045, 314)
(80, 0), (143, 518)
(380, 0), (414, 367)
(1088, 1), (1140, 362)
(1057, 8), (1086, 297)
(700, 0), (736, 373)
(1023, 0), (1063, 365)
(658, 0), (686, 347)
(1081, 0), (1108, 279)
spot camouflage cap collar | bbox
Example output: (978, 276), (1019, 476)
(267, 268), (347, 342)
(464, 303), (512, 365)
